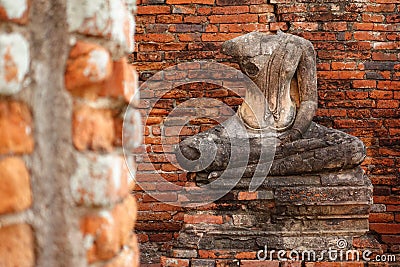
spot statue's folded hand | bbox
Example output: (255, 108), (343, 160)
(277, 128), (302, 144)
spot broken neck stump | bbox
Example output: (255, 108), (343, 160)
(164, 32), (377, 266)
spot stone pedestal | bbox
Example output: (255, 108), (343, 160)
(162, 167), (379, 266)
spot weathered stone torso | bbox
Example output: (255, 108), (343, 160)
(236, 32), (300, 132)
(222, 31), (314, 133)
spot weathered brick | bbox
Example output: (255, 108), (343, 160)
(149, 232), (173, 242)
(362, 13), (385, 23)
(172, 249), (198, 258)
(67, 0), (135, 51)
(369, 90), (392, 99)
(191, 259), (216, 267)
(354, 22), (374, 31)
(70, 153), (132, 206)
(136, 14), (156, 24)
(137, 233), (149, 243)
(172, 5), (196, 14)
(372, 52), (398, 61)
(142, 191), (178, 203)
(277, 4), (307, 13)
(369, 223), (400, 234)
(160, 256), (189, 267)
(137, 211), (172, 221)
(317, 109), (347, 117)
(81, 196), (137, 263)
(198, 250), (236, 259)
(386, 14), (400, 23)
(365, 4), (395, 12)
(0, 157), (32, 214)
(366, 71), (385, 80)
(345, 91), (368, 100)
(216, 0), (263, 5)
(0, 101), (34, 154)
(103, 235), (139, 267)
(373, 42), (400, 50)
(169, 24), (205, 33)
(364, 62), (396, 71)
(305, 263), (341, 267)
(0, 224), (34, 267)
(323, 22), (348, 31)
(72, 105), (115, 151)
(0, 33), (30, 95)
(374, 195), (400, 205)
(238, 192), (258, 200)
(184, 214), (223, 224)
(215, 259), (240, 267)
(281, 261), (302, 267)
(100, 57), (139, 103)
(136, 33), (175, 42)
(202, 33), (242, 42)
(123, 108), (143, 150)
(318, 71), (365, 80)
(376, 100), (399, 109)
(240, 260), (279, 267)
(212, 6), (249, 14)
(369, 212), (394, 223)
(258, 14), (277, 23)
(250, 4), (274, 13)
(335, 119), (382, 128)
(115, 196), (138, 244)
(0, 0), (30, 24)
(352, 236), (381, 251)
(367, 262), (390, 267)
(166, 0), (214, 4)
(354, 31), (386, 41)
(377, 81), (400, 89)
(235, 251), (257, 259)
(382, 235), (400, 244)
(270, 22), (289, 31)
(137, 5), (170, 15)
(291, 22), (319, 31)
(65, 42), (112, 96)
(142, 264), (162, 267)
(209, 14), (258, 24)
(331, 62), (357, 70)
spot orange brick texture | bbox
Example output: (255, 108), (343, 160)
(0, 0), (140, 266)
(132, 0), (400, 265)
(158, 257), (391, 267)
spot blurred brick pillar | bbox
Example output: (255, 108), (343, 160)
(0, 0), (140, 266)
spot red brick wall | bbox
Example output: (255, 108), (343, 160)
(133, 0), (399, 264)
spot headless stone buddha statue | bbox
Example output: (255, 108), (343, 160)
(177, 31), (366, 177)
